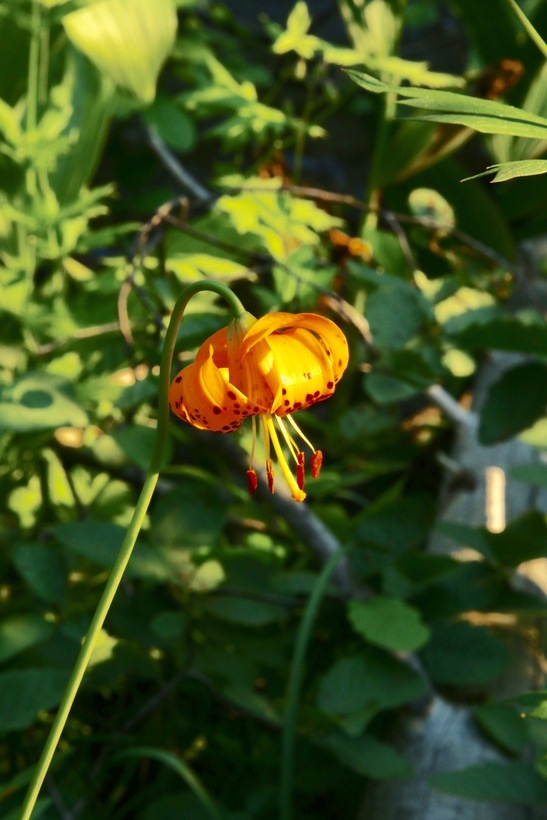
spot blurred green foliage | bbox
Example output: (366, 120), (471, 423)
(1, 0), (547, 817)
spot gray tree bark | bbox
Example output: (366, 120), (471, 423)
(358, 351), (547, 820)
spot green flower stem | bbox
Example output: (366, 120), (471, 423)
(279, 548), (349, 820)
(20, 280), (245, 820)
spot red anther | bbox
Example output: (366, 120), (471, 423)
(296, 451), (305, 490)
(266, 459), (275, 494)
(247, 468), (258, 495)
(311, 450), (323, 479)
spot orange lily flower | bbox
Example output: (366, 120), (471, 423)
(169, 310), (349, 502)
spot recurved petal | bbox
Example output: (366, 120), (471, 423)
(169, 344), (263, 433)
(265, 327), (335, 415)
(240, 312), (349, 383)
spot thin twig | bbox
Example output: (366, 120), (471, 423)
(147, 127), (211, 204)
(427, 384), (476, 429)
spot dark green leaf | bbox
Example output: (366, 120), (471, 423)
(0, 669), (68, 731)
(321, 731), (412, 779)
(317, 650), (427, 717)
(485, 511), (547, 568)
(474, 702), (529, 754)
(421, 621), (509, 685)
(11, 542), (67, 606)
(347, 597), (430, 652)
(430, 761), (547, 804)
(478, 361), (547, 444)
(0, 616), (54, 664)
(456, 318), (547, 354)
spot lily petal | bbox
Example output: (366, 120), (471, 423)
(169, 344), (261, 433)
(240, 312), (349, 384)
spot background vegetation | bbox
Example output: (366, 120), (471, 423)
(2, 0), (547, 817)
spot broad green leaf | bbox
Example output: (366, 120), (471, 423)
(0, 372), (88, 433)
(321, 731), (412, 779)
(317, 650), (427, 718)
(455, 317), (547, 354)
(478, 361), (547, 444)
(201, 596), (284, 627)
(365, 372), (421, 404)
(485, 511), (547, 568)
(430, 761), (547, 804)
(366, 284), (428, 348)
(150, 484), (227, 549)
(0, 669), (68, 731)
(421, 622), (509, 685)
(474, 702), (529, 754)
(511, 463), (547, 487)
(143, 97), (196, 152)
(352, 495), (435, 552)
(63, 0), (177, 104)
(347, 597), (430, 652)
(11, 542), (67, 605)
(54, 520), (176, 581)
(0, 615), (54, 663)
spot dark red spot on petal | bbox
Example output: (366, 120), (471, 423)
(213, 406), (221, 415)
(227, 391), (237, 400)
(327, 381), (334, 389)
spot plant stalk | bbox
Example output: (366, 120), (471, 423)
(20, 280), (245, 819)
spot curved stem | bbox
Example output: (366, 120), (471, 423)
(20, 280), (245, 819)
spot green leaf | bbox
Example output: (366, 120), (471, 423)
(455, 317), (547, 355)
(485, 511), (547, 568)
(11, 542), (67, 606)
(115, 746), (223, 820)
(474, 702), (529, 754)
(150, 484), (227, 549)
(317, 650), (427, 718)
(365, 284), (428, 349)
(464, 159), (547, 183)
(321, 731), (412, 779)
(421, 621), (509, 685)
(345, 70), (547, 140)
(63, 0), (177, 104)
(478, 361), (547, 444)
(0, 372), (88, 433)
(347, 597), (430, 652)
(365, 372), (422, 404)
(54, 520), (175, 581)
(511, 462), (547, 487)
(0, 669), (68, 731)
(143, 97), (196, 152)
(201, 596), (284, 627)
(0, 615), (54, 663)
(430, 761), (547, 804)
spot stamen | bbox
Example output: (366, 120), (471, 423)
(311, 450), (323, 479)
(286, 413), (317, 454)
(247, 469), (258, 495)
(296, 452), (305, 490)
(276, 416), (298, 461)
(249, 416), (257, 469)
(265, 416), (306, 502)
(266, 459), (275, 494)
